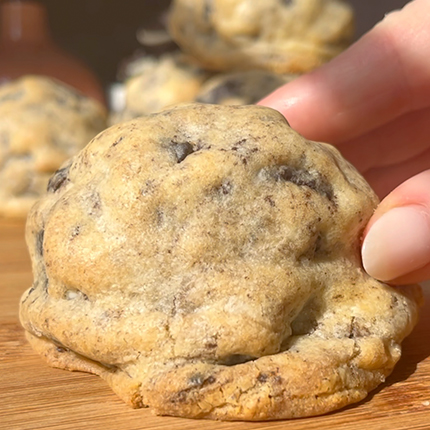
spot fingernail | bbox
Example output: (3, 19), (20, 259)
(362, 205), (430, 281)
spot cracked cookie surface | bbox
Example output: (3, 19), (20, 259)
(168, 0), (354, 73)
(20, 104), (421, 420)
(0, 75), (107, 218)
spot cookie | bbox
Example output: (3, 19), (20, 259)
(0, 75), (107, 218)
(20, 104), (421, 420)
(196, 70), (297, 105)
(110, 53), (207, 124)
(168, 0), (354, 73)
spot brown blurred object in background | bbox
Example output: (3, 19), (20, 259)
(0, 0), (105, 104)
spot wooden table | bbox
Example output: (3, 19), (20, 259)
(1, 220), (430, 430)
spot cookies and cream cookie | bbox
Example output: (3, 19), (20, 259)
(20, 104), (421, 420)
(0, 75), (107, 218)
(168, 0), (354, 73)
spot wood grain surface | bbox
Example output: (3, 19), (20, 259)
(1, 219), (430, 430)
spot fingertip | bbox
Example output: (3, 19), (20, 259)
(362, 205), (430, 282)
(362, 170), (430, 284)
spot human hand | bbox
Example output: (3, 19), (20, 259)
(259, 0), (430, 285)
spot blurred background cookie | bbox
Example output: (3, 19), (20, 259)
(196, 70), (298, 105)
(168, 0), (354, 73)
(0, 75), (107, 218)
(110, 52), (208, 123)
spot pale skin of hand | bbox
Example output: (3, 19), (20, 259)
(259, 0), (430, 285)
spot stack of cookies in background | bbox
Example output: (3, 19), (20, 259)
(0, 0), (354, 218)
(112, 0), (354, 123)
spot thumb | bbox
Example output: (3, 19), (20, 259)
(362, 170), (430, 285)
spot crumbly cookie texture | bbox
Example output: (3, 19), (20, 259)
(196, 70), (298, 105)
(110, 53), (207, 124)
(168, 0), (354, 73)
(0, 75), (107, 218)
(20, 104), (421, 421)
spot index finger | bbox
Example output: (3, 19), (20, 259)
(259, 0), (430, 144)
